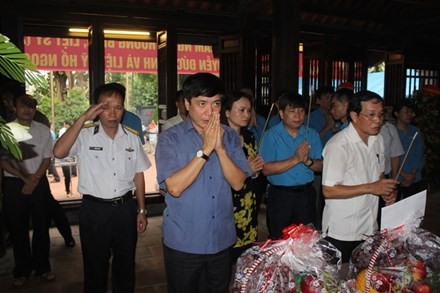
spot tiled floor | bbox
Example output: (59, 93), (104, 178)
(0, 215), (168, 293)
(0, 189), (439, 292)
(0, 200), (269, 293)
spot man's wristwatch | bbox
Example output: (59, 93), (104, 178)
(138, 208), (147, 215)
(196, 150), (209, 161)
(306, 158), (314, 167)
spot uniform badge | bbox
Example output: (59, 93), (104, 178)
(89, 146), (103, 151)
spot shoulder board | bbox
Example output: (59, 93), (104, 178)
(82, 122), (97, 128)
(122, 125), (140, 135)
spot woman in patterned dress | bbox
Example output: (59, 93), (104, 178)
(221, 90), (265, 263)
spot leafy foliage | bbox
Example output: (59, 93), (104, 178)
(0, 116), (22, 160)
(412, 91), (440, 188)
(0, 34), (45, 87)
(35, 85), (89, 133)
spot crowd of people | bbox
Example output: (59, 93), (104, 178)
(0, 73), (428, 292)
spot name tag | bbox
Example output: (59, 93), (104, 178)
(89, 146), (103, 151)
(125, 147), (134, 152)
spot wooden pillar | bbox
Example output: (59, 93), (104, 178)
(88, 21), (105, 103)
(157, 27), (177, 131)
(241, 16), (257, 91)
(219, 35), (241, 92)
(385, 52), (405, 106)
(271, 0), (300, 99)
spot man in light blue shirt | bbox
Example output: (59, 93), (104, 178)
(122, 110), (145, 145)
(260, 92), (323, 239)
(155, 73), (251, 293)
(393, 99), (425, 199)
(306, 85), (334, 146)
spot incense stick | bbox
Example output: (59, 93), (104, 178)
(394, 131), (418, 181)
(304, 93), (313, 141)
(257, 102), (275, 150)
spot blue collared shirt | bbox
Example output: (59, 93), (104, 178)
(122, 110), (145, 144)
(397, 124), (424, 183)
(306, 108), (333, 146)
(155, 118), (252, 254)
(248, 113), (266, 144)
(259, 122), (322, 186)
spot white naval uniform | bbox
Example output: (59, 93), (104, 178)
(68, 121), (151, 199)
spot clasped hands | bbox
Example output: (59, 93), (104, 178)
(201, 112), (224, 155)
(21, 173), (40, 195)
(294, 141), (311, 164)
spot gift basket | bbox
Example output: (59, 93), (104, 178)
(230, 224), (342, 293)
(348, 222), (440, 293)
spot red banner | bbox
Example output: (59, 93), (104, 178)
(23, 36), (219, 75)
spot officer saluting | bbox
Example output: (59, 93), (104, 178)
(53, 82), (151, 293)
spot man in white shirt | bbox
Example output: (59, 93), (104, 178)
(377, 121), (404, 226)
(161, 90), (187, 131)
(2, 94), (55, 286)
(321, 90), (398, 263)
(53, 83), (150, 292)
(58, 120), (71, 138)
(380, 121), (404, 179)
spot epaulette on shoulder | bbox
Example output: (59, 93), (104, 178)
(82, 122), (97, 128)
(122, 124), (140, 136)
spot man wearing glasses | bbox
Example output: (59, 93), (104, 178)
(321, 90), (398, 263)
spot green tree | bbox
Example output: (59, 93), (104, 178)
(105, 72), (158, 121)
(36, 86), (89, 133)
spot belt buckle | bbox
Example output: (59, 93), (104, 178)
(112, 196), (124, 206)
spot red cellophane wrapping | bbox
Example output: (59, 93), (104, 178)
(348, 222), (440, 293)
(230, 224), (342, 293)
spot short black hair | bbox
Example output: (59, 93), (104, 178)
(332, 88), (354, 104)
(392, 99), (415, 118)
(14, 94), (37, 108)
(175, 89), (183, 103)
(348, 90), (383, 122)
(181, 72), (225, 103)
(220, 90), (254, 125)
(93, 82), (126, 104)
(277, 92), (306, 111)
(315, 85), (334, 99)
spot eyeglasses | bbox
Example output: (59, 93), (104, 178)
(359, 112), (384, 121)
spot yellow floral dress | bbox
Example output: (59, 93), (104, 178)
(232, 129), (258, 259)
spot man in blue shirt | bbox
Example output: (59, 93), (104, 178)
(393, 99), (425, 199)
(155, 72), (251, 293)
(306, 85), (335, 146)
(122, 110), (145, 145)
(259, 92), (323, 239)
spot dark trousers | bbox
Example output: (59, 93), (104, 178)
(163, 244), (231, 293)
(48, 193), (73, 241)
(47, 157), (60, 180)
(398, 180), (427, 201)
(266, 184), (316, 239)
(325, 237), (364, 264)
(79, 197), (137, 293)
(253, 175), (268, 216)
(3, 176), (51, 277)
(61, 165), (71, 193)
(313, 173), (324, 230)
